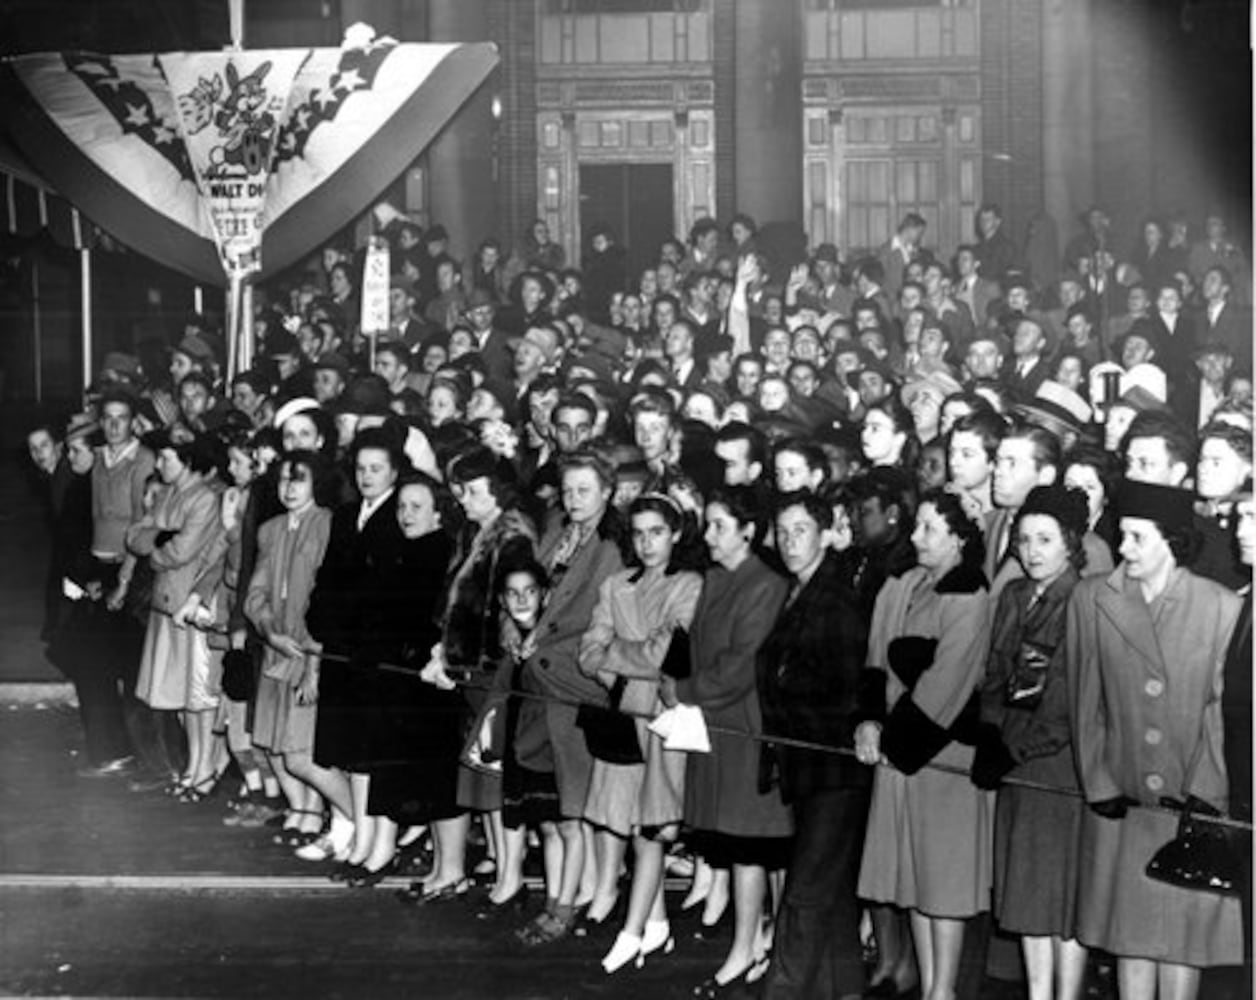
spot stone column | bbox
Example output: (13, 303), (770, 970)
(422, 0), (497, 258)
(1041, 0), (1094, 257)
(731, 0), (803, 226)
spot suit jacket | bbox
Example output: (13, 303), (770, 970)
(1002, 355), (1050, 403)
(757, 551), (871, 799)
(477, 328), (517, 384)
(954, 275), (1000, 329)
(1198, 301), (1252, 373)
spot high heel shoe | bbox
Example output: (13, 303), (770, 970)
(601, 931), (643, 974)
(476, 884), (529, 919)
(691, 967), (752, 999)
(639, 919), (674, 966)
(681, 863), (713, 911)
(346, 856), (399, 889)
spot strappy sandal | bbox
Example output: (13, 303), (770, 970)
(271, 809), (323, 846)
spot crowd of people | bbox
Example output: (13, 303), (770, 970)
(24, 201), (1254, 1000)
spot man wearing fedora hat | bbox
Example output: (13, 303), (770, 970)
(462, 287), (515, 384)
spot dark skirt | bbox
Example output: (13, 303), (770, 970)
(502, 761), (562, 830)
(687, 828), (794, 870)
(366, 671), (464, 825)
(313, 657), (378, 772)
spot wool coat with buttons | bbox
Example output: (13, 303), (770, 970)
(1066, 563), (1243, 965)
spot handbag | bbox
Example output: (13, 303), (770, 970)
(576, 675), (644, 765)
(1005, 639), (1053, 709)
(1145, 805), (1244, 897)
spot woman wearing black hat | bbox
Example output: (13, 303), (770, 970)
(1065, 481), (1244, 998)
(970, 484), (1092, 1000)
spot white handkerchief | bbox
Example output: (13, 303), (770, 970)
(62, 578), (86, 601)
(648, 704), (711, 754)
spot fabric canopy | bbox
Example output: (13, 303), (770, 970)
(2, 36), (497, 284)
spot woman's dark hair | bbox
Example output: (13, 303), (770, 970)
(447, 444), (521, 511)
(1011, 504), (1088, 572)
(396, 469), (464, 541)
(350, 425), (408, 474)
(625, 493), (706, 577)
(1063, 443), (1119, 503)
(865, 396), (921, 472)
(917, 488), (986, 575)
(494, 553), (550, 596)
(279, 449), (338, 508)
(706, 484), (770, 548)
(143, 428), (200, 469)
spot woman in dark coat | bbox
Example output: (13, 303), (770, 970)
(677, 486), (790, 994)
(1066, 482), (1243, 997)
(756, 491), (871, 1000)
(971, 484), (1092, 1000)
(412, 447), (536, 904)
(1225, 491), (1253, 954)
(304, 428), (407, 865)
(350, 473), (461, 885)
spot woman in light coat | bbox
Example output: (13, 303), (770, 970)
(855, 490), (994, 1000)
(128, 430), (223, 798)
(1066, 481), (1243, 999)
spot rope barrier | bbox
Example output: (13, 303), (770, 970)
(147, 600), (1255, 833)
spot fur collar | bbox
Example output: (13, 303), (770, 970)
(935, 562), (989, 595)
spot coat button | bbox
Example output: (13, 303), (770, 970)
(1144, 679), (1165, 697)
(539, 657), (549, 669)
(1144, 728), (1163, 746)
(1145, 772), (1165, 793)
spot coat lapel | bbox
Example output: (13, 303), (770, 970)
(1095, 568), (1167, 676)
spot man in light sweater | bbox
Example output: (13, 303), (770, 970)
(92, 390), (183, 791)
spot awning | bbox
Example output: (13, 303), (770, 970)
(2, 37), (498, 284)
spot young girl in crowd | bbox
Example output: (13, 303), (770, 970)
(578, 493), (703, 973)
(246, 451), (336, 850)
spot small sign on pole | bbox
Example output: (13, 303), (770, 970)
(360, 235), (390, 368)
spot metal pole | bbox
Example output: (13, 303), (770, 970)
(226, 275), (240, 381)
(228, 0), (244, 50)
(193, 285), (204, 317)
(241, 281), (254, 373)
(80, 248), (92, 392)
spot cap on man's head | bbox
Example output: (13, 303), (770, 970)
(464, 288), (496, 312)
(175, 332), (217, 364)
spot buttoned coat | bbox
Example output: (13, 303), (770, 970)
(515, 514), (626, 813)
(681, 554), (792, 838)
(1066, 565), (1243, 965)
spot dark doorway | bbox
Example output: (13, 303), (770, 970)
(579, 163), (674, 280)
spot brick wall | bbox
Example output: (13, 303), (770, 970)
(490, 0), (538, 254)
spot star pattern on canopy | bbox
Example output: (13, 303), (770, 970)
(64, 53), (192, 178)
(271, 39), (395, 165)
